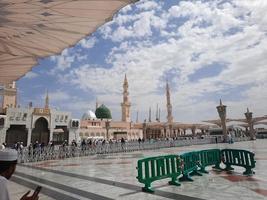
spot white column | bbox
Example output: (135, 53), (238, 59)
(49, 128), (54, 142)
(68, 128), (76, 143)
(0, 128), (7, 144)
(27, 128), (32, 146)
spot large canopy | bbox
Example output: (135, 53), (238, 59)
(0, 0), (137, 84)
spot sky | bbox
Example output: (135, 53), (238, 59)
(16, 0), (267, 123)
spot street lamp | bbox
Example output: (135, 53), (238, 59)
(216, 99), (227, 142)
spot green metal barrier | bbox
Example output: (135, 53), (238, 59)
(221, 149), (256, 175)
(197, 149), (222, 173)
(136, 155), (182, 192)
(136, 149), (256, 192)
(179, 152), (202, 182)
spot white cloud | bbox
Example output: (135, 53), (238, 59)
(133, 12), (153, 37)
(99, 24), (113, 39)
(97, 0), (162, 42)
(111, 26), (133, 42)
(63, 99), (92, 114)
(47, 91), (71, 102)
(50, 49), (75, 74)
(109, 12), (155, 41)
(24, 71), (38, 79)
(51, 0), (267, 122)
(79, 37), (97, 49)
(136, 1), (160, 11)
(120, 4), (132, 13)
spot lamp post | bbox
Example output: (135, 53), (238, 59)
(244, 108), (255, 140)
(105, 119), (111, 141)
(216, 99), (227, 142)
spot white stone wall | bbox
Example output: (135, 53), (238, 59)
(50, 110), (70, 129)
(79, 127), (106, 139)
(0, 128), (7, 145)
(79, 127), (143, 141)
(0, 107), (73, 146)
(5, 107), (32, 129)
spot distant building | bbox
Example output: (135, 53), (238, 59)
(79, 116), (142, 141)
(79, 75), (212, 141)
(0, 83), (77, 147)
(79, 75), (143, 141)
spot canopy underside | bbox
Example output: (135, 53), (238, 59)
(0, 0), (137, 84)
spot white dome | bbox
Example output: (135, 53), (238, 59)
(82, 110), (96, 120)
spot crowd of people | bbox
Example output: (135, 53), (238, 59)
(3, 135), (212, 152)
(0, 134), (248, 164)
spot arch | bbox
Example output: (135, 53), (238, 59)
(33, 116), (49, 128)
(6, 125), (27, 147)
(31, 117), (49, 145)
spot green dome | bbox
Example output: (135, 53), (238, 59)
(95, 104), (112, 119)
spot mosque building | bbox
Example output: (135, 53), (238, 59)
(0, 82), (77, 147)
(79, 75), (209, 141)
(1, 76), (261, 145)
(79, 73), (267, 141)
(79, 75), (143, 141)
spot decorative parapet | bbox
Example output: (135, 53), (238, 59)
(33, 108), (50, 116)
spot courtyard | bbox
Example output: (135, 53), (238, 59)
(8, 140), (267, 200)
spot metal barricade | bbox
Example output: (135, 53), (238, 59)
(16, 137), (235, 163)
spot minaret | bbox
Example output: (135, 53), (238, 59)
(149, 107), (151, 122)
(156, 103), (159, 121)
(95, 98), (99, 111)
(136, 111), (139, 123)
(166, 81), (173, 123)
(45, 89), (49, 109)
(1, 81), (17, 109)
(121, 74), (131, 122)
(159, 108), (161, 122)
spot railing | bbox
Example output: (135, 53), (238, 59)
(136, 155), (181, 192)
(136, 148), (256, 193)
(15, 136), (251, 163)
(221, 149), (256, 175)
(179, 151), (202, 181)
(16, 138), (214, 163)
(197, 149), (221, 173)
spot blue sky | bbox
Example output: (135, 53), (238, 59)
(17, 0), (267, 122)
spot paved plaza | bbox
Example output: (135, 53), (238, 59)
(8, 140), (267, 200)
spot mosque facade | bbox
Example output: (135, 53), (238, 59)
(1, 77), (262, 145)
(0, 82), (77, 147)
(79, 75), (143, 141)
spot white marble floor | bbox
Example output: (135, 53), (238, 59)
(8, 140), (267, 200)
